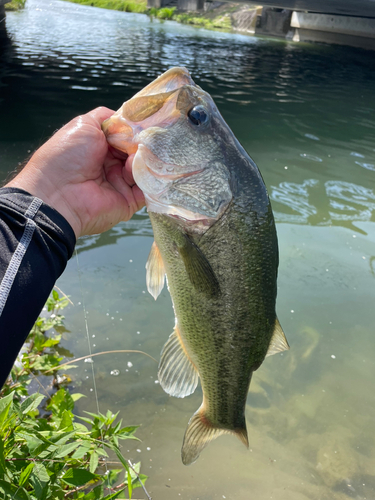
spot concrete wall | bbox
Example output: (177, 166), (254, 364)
(177, 0), (204, 11)
(255, 7), (292, 37)
(291, 12), (375, 50)
(232, 6), (261, 33)
(147, 0), (174, 8)
(291, 12), (375, 39)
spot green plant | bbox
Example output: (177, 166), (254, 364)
(4, 0), (27, 11)
(155, 6), (175, 19)
(62, 0), (148, 14)
(0, 291), (148, 500)
(0, 290), (71, 400)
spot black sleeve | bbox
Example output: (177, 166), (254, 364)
(0, 187), (76, 388)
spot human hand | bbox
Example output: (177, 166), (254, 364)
(5, 107), (145, 238)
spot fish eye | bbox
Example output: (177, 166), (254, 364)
(187, 105), (209, 126)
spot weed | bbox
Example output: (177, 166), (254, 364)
(0, 290), (148, 500)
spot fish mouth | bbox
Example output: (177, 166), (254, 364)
(101, 67), (195, 151)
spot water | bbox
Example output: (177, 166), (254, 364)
(1, 1), (375, 498)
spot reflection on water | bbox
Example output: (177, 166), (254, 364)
(1, 0), (375, 498)
(271, 180), (375, 230)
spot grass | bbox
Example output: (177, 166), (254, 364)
(173, 12), (232, 30)
(5, 0), (27, 11)
(62, 0), (233, 30)
(64, 0), (148, 14)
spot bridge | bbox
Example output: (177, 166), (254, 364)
(148, 0), (375, 50)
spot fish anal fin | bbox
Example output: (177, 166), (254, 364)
(266, 318), (290, 357)
(158, 326), (199, 398)
(178, 238), (220, 298)
(182, 407), (248, 466)
(146, 241), (166, 300)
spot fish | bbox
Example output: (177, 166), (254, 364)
(102, 67), (289, 465)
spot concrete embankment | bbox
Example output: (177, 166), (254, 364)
(149, 0), (375, 51)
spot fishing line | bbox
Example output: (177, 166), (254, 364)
(75, 248), (110, 481)
(75, 248), (152, 499)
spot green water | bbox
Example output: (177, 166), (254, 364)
(1, 1), (375, 498)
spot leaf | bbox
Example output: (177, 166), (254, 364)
(111, 444), (130, 473)
(61, 468), (97, 487)
(29, 463), (49, 499)
(71, 444), (91, 459)
(89, 451), (99, 474)
(18, 432), (46, 454)
(71, 393), (85, 402)
(33, 462), (50, 482)
(47, 389), (74, 416)
(0, 479), (31, 500)
(105, 469), (122, 487)
(0, 392), (14, 430)
(41, 335), (62, 348)
(127, 470), (133, 499)
(0, 440), (5, 475)
(19, 462), (35, 487)
(102, 489), (127, 500)
(59, 410), (74, 431)
(21, 393), (45, 415)
(77, 416), (94, 426)
(54, 441), (81, 458)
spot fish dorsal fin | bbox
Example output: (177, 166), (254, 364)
(266, 318), (290, 357)
(146, 241), (166, 300)
(178, 237), (220, 298)
(158, 326), (199, 398)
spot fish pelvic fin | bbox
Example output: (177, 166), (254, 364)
(181, 407), (248, 466)
(266, 317), (290, 357)
(177, 236), (220, 298)
(146, 241), (166, 300)
(158, 326), (199, 398)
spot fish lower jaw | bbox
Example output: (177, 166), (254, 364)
(146, 194), (216, 224)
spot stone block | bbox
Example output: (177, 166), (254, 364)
(147, 0), (174, 8)
(255, 7), (292, 36)
(178, 0), (204, 12)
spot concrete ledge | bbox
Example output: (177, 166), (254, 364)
(291, 11), (375, 39)
(293, 27), (375, 50)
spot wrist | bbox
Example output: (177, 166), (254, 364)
(5, 171), (82, 238)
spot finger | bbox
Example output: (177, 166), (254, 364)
(109, 145), (128, 162)
(104, 157), (140, 218)
(132, 185), (146, 211)
(87, 106), (115, 124)
(124, 154), (136, 186)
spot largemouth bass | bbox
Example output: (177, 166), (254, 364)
(102, 67), (289, 465)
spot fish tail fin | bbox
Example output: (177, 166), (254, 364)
(181, 407), (248, 465)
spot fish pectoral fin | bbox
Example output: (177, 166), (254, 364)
(178, 236), (220, 298)
(266, 318), (290, 357)
(158, 326), (199, 398)
(146, 241), (166, 300)
(182, 408), (248, 466)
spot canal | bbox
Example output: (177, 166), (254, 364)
(1, 1), (375, 498)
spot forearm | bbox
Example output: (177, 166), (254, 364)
(0, 188), (76, 387)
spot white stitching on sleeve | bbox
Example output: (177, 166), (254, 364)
(0, 198), (43, 317)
